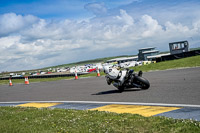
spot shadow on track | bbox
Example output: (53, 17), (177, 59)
(92, 88), (142, 95)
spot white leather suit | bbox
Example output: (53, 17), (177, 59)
(103, 66), (126, 86)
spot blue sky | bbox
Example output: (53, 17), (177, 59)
(0, 0), (134, 19)
(0, 0), (200, 72)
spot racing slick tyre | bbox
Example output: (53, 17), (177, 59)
(106, 77), (112, 85)
(135, 76), (150, 90)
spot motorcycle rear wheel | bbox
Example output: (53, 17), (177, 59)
(135, 76), (150, 89)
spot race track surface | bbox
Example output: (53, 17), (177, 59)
(0, 67), (200, 105)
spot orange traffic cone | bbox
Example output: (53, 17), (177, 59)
(75, 71), (78, 80)
(25, 76), (29, 85)
(96, 67), (100, 77)
(9, 78), (13, 86)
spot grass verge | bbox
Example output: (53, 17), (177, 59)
(0, 106), (200, 133)
(131, 55), (200, 72)
(0, 76), (73, 85)
(0, 72), (105, 85)
(0, 71), (107, 85)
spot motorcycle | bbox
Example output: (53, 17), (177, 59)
(104, 67), (150, 92)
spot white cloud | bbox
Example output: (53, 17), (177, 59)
(140, 15), (163, 37)
(165, 21), (190, 33)
(84, 2), (107, 16)
(116, 9), (134, 25)
(0, 6), (200, 72)
(0, 36), (19, 49)
(0, 13), (39, 37)
(193, 20), (200, 31)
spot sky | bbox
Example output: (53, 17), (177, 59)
(0, 0), (200, 72)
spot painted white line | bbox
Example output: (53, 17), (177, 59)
(1, 101), (200, 108)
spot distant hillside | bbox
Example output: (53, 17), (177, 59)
(44, 54), (137, 69)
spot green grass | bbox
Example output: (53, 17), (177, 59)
(131, 55), (200, 72)
(0, 72), (105, 85)
(0, 106), (199, 133)
(0, 77), (73, 85)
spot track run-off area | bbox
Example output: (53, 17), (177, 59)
(0, 67), (200, 120)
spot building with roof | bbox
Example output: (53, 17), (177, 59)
(106, 56), (138, 64)
(138, 47), (159, 61)
(169, 40), (189, 55)
(147, 53), (170, 61)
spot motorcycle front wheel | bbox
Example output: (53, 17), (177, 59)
(118, 86), (124, 92)
(134, 76), (150, 89)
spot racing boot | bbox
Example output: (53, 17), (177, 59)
(138, 70), (143, 77)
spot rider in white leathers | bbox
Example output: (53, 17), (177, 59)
(103, 66), (127, 86)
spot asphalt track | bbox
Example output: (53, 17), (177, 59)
(0, 67), (200, 120)
(0, 67), (200, 105)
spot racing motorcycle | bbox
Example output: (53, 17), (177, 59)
(104, 66), (150, 92)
